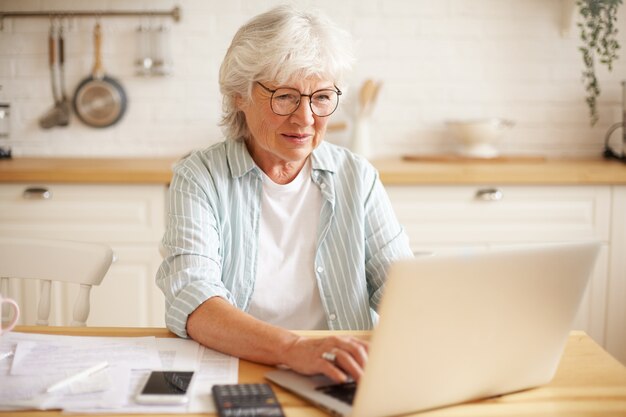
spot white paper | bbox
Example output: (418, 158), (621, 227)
(59, 336), (239, 414)
(64, 338), (205, 414)
(67, 366), (112, 395)
(11, 336), (160, 375)
(48, 365), (130, 410)
(0, 332), (160, 411)
(155, 336), (200, 370)
(188, 344), (240, 413)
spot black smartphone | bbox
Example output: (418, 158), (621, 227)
(135, 371), (195, 405)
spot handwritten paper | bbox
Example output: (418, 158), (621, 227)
(0, 332), (238, 413)
(11, 337), (160, 375)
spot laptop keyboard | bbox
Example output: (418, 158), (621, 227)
(315, 381), (357, 405)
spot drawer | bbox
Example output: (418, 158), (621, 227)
(0, 184), (166, 243)
(386, 185), (611, 246)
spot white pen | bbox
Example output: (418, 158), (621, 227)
(0, 351), (13, 362)
(46, 361), (109, 393)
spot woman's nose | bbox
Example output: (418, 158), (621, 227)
(289, 98), (315, 126)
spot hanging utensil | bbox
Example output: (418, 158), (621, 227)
(39, 20), (69, 129)
(358, 79), (376, 118)
(73, 22), (127, 128)
(135, 23), (153, 76)
(57, 22), (71, 123)
(357, 79), (382, 118)
(151, 24), (172, 75)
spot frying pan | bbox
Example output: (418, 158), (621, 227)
(74, 22), (127, 128)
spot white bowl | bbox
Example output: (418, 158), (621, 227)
(446, 118), (514, 158)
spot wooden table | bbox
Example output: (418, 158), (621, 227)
(5, 326), (626, 417)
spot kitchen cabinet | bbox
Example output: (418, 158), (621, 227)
(386, 184), (621, 362)
(606, 186), (626, 365)
(1, 157), (624, 363)
(0, 183), (166, 327)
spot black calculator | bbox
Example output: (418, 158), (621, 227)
(212, 383), (285, 417)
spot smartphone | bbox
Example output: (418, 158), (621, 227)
(135, 371), (195, 405)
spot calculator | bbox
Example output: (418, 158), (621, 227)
(212, 383), (285, 417)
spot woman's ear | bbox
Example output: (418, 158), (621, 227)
(235, 94), (247, 111)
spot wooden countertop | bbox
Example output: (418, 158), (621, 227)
(376, 156), (626, 185)
(1, 156), (625, 185)
(0, 157), (179, 184)
(7, 326), (626, 417)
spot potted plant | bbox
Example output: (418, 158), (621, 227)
(577, 0), (622, 125)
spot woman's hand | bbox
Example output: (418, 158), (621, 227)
(187, 298), (368, 383)
(282, 335), (369, 383)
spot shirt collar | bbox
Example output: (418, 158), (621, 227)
(226, 138), (259, 179)
(310, 142), (336, 174)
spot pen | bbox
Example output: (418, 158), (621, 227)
(46, 361), (109, 393)
(0, 351), (13, 362)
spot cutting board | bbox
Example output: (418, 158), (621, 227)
(402, 154), (547, 163)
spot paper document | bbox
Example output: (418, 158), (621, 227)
(0, 332), (238, 413)
(11, 337), (160, 375)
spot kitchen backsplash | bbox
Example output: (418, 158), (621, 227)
(0, 0), (625, 158)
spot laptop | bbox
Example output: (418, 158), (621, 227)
(265, 241), (600, 417)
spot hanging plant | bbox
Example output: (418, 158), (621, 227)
(577, 0), (622, 126)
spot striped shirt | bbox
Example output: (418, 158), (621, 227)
(156, 138), (413, 338)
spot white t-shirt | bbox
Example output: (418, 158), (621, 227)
(248, 160), (327, 330)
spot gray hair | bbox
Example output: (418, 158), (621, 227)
(218, 5), (354, 140)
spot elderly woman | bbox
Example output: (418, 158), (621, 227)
(156, 5), (412, 383)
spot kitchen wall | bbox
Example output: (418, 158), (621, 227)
(1, 0), (625, 159)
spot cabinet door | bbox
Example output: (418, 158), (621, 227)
(385, 184), (612, 352)
(386, 185), (611, 250)
(5, 246), (166, 327)
(0, 183), (166, 327)
(0, 184), (165, 243)
(571, 244), (609, 346)
(606, 186), (626, 365)
(69, 246), (166, 327)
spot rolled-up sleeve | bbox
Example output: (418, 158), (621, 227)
(156, 161), (234, 338)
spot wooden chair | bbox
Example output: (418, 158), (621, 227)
(0, 237), (114, 326)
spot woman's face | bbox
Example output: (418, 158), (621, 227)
(238, 76), (335, 173)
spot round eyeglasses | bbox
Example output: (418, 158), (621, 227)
(256, 82), (342, 117)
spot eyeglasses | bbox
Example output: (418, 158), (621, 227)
(256, 82), (342, 117)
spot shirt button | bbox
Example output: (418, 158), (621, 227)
(319, 183), (326, 189)
(316, 266), (324, 273)
(329, 313), (337, 321)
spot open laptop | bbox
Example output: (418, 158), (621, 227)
(265, 241), (600, 417)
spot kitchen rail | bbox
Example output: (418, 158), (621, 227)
(0, 6), (181, 25)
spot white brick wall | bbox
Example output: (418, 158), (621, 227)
(0, 0), (625, 158)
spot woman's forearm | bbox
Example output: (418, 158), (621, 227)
(186, 296), (299, 366)
(187, 296), (369, 383)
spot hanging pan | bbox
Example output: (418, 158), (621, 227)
(74, 22), (127, 128)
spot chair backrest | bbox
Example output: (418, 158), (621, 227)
(0, 237), (114, 327)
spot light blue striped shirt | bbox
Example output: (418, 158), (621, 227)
(156, 138), (413, 338)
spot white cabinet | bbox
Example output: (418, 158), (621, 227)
(386, 185), (610, 252)
(606, 186), (626, 365)
(0, 183), (166, 327)
(386, 184), (620, 361)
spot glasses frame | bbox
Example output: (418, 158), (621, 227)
(256, 82), (342, 117)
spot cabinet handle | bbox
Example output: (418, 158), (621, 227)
(23, 187), (52, 200)
(475, 188), (503, 201)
